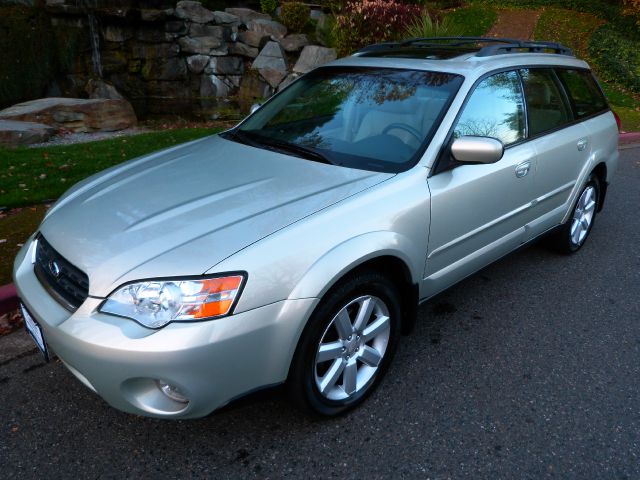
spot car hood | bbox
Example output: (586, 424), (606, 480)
(40, 135), (393, 296)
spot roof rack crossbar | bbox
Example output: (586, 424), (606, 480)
(356, 37), (574, 58)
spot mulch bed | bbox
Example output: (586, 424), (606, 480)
(487, 9), (542, 41)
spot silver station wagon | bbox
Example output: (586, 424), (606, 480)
(14, 38), (619, 418)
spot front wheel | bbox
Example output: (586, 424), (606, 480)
(548, 174), (600, 253)
(288, 271), (401, 416)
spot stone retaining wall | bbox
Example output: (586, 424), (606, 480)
(44, 1), (336, 117)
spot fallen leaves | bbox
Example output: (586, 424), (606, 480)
(0, 309), (23, 336)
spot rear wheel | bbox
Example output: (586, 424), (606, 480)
(288, 271), (401, 416)
(548, 174), (600, 253)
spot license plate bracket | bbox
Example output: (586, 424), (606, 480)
(21, 303), (49, 362)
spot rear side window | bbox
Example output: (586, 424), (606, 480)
(556, 69), (608, 119)
(520, 69), (571, 136)
(454, 70), (525, 146)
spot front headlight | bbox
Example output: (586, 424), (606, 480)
(99, 274), (245, 329)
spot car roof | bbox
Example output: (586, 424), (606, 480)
(324, 37), (590, 78)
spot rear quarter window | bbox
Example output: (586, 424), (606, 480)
(556, 69), (608, 119)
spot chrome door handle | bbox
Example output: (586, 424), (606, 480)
(515, 161), (531, 178)
(577, 138), (588, 151)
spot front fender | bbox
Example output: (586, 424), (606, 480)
(288, 231), (424, 301)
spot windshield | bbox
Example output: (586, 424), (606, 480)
(231, 67), (463, 173)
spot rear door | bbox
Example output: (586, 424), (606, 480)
(522, 68), (606, 237)
(424, 70), (538, 296)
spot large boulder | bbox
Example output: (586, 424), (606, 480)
(0, 98), (137, 133)
(238, 30), (268, 48)
(178, 36), (223, 54)
(201, 74), (234, 98)
(186, 54), (210, 74)
(189, 24), (229, 40)
(247, 19), (287, 40)
(279, 34), (309, 53)
(293, 46), (337, 74)
(224, 7), (270, 25)
(175, 1), (215, 24)
(252, 41), (288, 71)
(0, 120), (56, 147)
(140, 9), (174, 22)
(252, 41), (289, 89)
(207, 57), (244, 76)
(228, 41), (259, 58)
(213, 11), (241, 26)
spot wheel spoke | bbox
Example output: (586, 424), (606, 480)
(581, 217), (590, 230)
(353, 297), (374, 332)
(584, 199), (596, 213)
(317, 341), (344, 363)
(334, 309), (353, 340)
(319, 358), (345, 394)
(573, 227), (582, 244)
(570, 218), (579, 234)
(362, 315), (390, 342)
(359, 345), (382, 367)
(343, 358), (357, 395)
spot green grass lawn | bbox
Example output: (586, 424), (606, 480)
(533, 7), (640, 131)
(445, 4), (498, 37)
(0, 128), (219, 209)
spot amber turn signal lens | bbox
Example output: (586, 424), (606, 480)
(188, 275), (243, 319)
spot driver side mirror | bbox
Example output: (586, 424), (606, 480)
(451, 136), (504, 164)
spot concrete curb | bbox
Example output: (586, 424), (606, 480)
(0, 132), (638, 317)
(619, 132), (640, 146)
(0, 283), (18, 315)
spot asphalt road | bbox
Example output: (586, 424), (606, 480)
(1, 147), (639, 479)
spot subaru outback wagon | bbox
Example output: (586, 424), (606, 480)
(14, 38), (619, 418)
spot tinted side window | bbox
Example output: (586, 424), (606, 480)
(454, 71), (525, 146)
(520, 68), (571, 136)
(556, 69), (608, 119)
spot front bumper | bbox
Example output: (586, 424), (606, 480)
(14, 239), (318, 419)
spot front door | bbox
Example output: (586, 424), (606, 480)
(424, 70), (538, 297)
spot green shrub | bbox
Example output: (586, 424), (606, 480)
(588, 23), (640, 93)
(280, 1), (310, 33)
(334, 0), (423, 56)
(404, 12), (463, 38)
(260, 0), (278, 15)
(316, 12), (338, 48)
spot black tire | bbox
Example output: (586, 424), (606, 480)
(547, 174), (600, 254)
(288, 270), (402, 416)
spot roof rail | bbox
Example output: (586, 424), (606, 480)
(356, 37), (574, 57)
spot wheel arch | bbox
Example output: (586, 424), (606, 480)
(288, 232), (422, 335)
(591, 162), (608, 212)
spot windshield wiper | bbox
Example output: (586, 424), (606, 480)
(251, 135), (335, 165)
(222, 129), (261, 148)
(225, 129), (335, 165)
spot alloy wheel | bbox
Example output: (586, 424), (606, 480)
(314, 295), (391, 401)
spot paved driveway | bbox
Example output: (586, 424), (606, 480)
(1, 147), (639, 479)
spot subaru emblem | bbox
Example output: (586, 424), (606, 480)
(49, 261), (61, 278)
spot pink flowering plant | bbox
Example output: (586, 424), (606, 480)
(334, 0), (423, 56)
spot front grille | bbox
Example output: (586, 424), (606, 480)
(34, 235), (89, 311)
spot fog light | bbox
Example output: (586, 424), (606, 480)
(156, 380), (189, 404)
